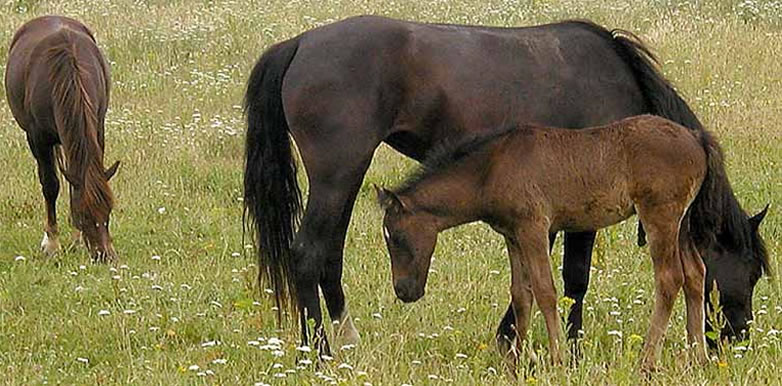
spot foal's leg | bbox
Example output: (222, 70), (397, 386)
(29, 139), (61, 256)
(501, 237), (534, 364)
(496, 232), (557, 351)
(680, 238), (707, 363)
(517, 226), (562, 364)
(637, 205), (686, 371)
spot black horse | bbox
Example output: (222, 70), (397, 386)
(243, 16), (769, 353)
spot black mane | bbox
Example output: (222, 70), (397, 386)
(396, 126), (522, 194)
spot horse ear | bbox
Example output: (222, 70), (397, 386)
(105, 160), (120, 181)
(374, 184), (406, 211)
(749, 204), (770, 231)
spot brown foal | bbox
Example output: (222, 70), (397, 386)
(377, 115), (745, 370)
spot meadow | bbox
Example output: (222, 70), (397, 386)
(0, 0), (780, 384)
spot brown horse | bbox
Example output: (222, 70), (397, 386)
(5, 16), (120, 262)
(377, 115), (768, 370)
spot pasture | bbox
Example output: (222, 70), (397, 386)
(0, 0), (780, 384)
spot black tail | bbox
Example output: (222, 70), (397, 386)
(243, 37), (302, 320)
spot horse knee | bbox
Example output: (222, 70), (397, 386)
(658, 269), (684, 302)
(510, 281), (532, 305)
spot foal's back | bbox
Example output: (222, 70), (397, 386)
(485, 115), (707, 232)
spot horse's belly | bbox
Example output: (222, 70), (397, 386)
(552, 194), (635, 232)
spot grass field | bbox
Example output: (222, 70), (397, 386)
(0, 0), (780, 384)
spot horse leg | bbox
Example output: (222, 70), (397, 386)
(290, 130), (376, 355)
(29, 139), (60, 256)
(637, 205), (685, 371)
(562, 231), (596, 341)
(680, 237), (707, 364)
(496, 232), (558, 351)
(517, 226), (562, 364)
(319, 166), (369, 348)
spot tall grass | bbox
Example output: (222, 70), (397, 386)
(0, 0), (780, 384)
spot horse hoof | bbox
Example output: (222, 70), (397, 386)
(92, 252), (118, 264)
(640, 361), (660, 375)
(335, 314), (361, 347)
(71, 230), (83, 245)
(40, 232), (60, 256)
(496, 334), (513, 357)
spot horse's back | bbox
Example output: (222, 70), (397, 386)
(281, 16), (648, 158)
(6, 16), (108, 134)
(487, 116), (706, 231)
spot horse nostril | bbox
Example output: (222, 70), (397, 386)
(394, 278), (421, 302)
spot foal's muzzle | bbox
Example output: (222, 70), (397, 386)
(394, 278), (424, 303)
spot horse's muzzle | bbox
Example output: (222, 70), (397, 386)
(394, 278), (424, 303)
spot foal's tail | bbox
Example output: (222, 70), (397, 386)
(243, 37), (302, 320)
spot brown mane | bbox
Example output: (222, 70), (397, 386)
(46, 31), (114, 221)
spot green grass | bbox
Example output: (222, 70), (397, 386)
(1, 0), (780, 384)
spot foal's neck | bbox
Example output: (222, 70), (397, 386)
(401, 170), (484, 232)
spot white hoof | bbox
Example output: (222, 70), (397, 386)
(40, 232), (60, 256)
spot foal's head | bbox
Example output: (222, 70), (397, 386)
(376, 186), (439, 303)
(703, 205), (770, 344)
(67, 160), (120, 262)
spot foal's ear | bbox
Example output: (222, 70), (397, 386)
(374, 184), (405, 211)
(749, 204), (770, 231)
(105, 160), (120, 181)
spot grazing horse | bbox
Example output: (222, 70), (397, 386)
(242, 15), (761, 353)
(5, 16), (120, 262)
(376, 115), (769, 370)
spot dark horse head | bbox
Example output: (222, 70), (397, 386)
(702, 204), (770, 345)
(375, 186), (439, 303)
